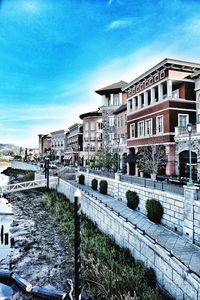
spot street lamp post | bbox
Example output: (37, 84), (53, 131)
(87, 144), (90, 167)
(45, 157), (50, 189)
(187, 123), (193, 187)
(117, 138), (120, 173)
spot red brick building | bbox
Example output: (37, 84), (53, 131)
(122, 58), (200, 176)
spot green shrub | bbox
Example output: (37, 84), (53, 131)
(91, 178), (98, 190)
(79, 174), (85, 185)
(144, 267), (157, 288)
(126, 190), (139, 210)
(146, 199), (163, 224)
(23, 171), (34, 181)
(99, 180), (108, 195)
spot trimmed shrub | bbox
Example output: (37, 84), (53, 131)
(79, 174), (85, 185)
(99, 180), (108, 195)
(146, 198), (163, 224)
(91, 178), (98, 190)
(126, 190), (139, 210)
(144, 267), (157, 288)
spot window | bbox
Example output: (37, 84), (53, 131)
(117, 116), (120, 127)
(130, 124), (135, 138)
(156, 116), (163, 134)
(109, 116), (115, 126)
(145, 119), (152, 135)
(178, 114), (189, 127)
(138, 121), (144, 137)
(120, 116), (123, 127)
(113, 94), (119, 105)
(90, 132), (96, 141)
(125, 114), (127, 124)
(90, 122), (95, 130)
(98, 123), (102, 130)
(108, 133), (114, 141)
(198, 114), (200, 123)
(85, 123), (89, 131)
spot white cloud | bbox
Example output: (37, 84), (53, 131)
(106, 19), (132, 31)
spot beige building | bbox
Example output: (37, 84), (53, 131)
(113, 104), (127, 172)
(51, 129), (68, 162)
(64, 123), (83, 165)
(38, 134), (51, 157)
(79, 110), (102, 166)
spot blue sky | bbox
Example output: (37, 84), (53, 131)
(0, 0), (200, 147)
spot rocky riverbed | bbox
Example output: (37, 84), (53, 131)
(6, 189), (73, 300)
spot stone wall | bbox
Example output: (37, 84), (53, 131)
(11, 161), (38, 172)
(56, 179), (200, 300)
(79, 171), (184, 234)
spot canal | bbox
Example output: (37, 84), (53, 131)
(0, 164), (14, 298)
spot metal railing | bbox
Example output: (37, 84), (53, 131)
(88, 169), (115, 179)
(120, 175), (184, 195)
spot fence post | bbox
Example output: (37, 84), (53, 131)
(183, 185), (198, 243)
(74, 189), (81, 300)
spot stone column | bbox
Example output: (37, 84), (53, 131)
(167, 79), (173, 98)
(133, 97), (136, 111)
(138, 95), (142, 109)
(111, 94), (114, 105)
(150, 88), (155, 104)
(183, 186), (198, 242)
(158, 84), (163, 101)
(144, 91), (148, 106)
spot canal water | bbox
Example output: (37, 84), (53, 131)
(0, 164), (13, 298)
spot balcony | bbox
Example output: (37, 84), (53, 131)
(175, 124), (200, 138)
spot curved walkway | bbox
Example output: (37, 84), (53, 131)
(73, 181), (200, 278)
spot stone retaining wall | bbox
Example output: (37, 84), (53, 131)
(57, 179), (200, 300)
(79, 171), (184, 234)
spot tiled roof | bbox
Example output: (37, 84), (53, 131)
(95, 80), (127, 95)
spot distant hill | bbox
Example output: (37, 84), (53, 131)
(0, 143), (20, 155)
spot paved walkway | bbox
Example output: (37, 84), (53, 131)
(72, 181), (200, 278)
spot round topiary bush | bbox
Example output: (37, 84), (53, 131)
(126, 190), (139, 210)
(99, 180), (108, 195)
(91, 178), (98, 190)
(79, 174), (85, 185)
(145, 198), (163, 224)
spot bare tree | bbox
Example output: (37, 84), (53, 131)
(136, 145), (167, 180)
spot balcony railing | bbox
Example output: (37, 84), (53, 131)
(175, 124), (200, 137)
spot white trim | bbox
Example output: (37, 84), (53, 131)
(138, 120), (144, 137)
(127, 132), (175, 142)
(127, 141), (175, 148)
(145, 118), (152, 136)
(156, 115), (164, 134)
(178, 113), (189, 127)
(127, 107), (196, 123)
(130, 123), (135, 139)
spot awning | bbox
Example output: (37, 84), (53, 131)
(64, 155), (72, 160)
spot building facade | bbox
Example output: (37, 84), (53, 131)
(79, 110), (102, 166)
(50, 129), (68, 162)
(123, 58), (200, 176)
(175, 71), (200, 180)
(38, 134), (51, 157)
(95, 81), (127, 151)
(113, 104), (127, 172)
(64, 123), (83, 165)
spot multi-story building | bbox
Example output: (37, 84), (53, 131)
(113, 104), (127, 172)
(123, 58), (200, 176)
(50, 129), (68, 162)
(95, 81), (127, 151)
(38, 134), (51, 157)
(64, 123), (83, 165)
(79, 110), (102, 166)
(175, 70), (200, 180)
(25, 148), (39, 161)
